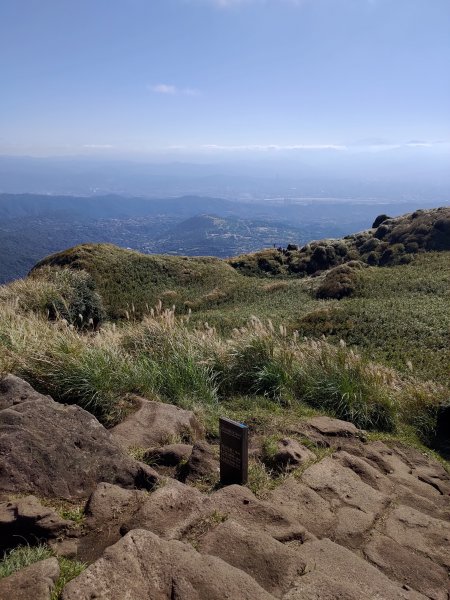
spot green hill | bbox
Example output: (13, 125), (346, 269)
(29, 208), (450, 387)
(0, 206), (446, 460)
(32, 243), (242, 319)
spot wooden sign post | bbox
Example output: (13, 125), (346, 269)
(219, 417), (248, 485)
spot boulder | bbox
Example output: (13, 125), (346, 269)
(306, 416), (361, 437)
(110, 397), (204, 449)
(0, 377), (158, 499)
(144, 443), (193, 467)
(0, 495), (70, 552)
(178, 441), (219, 483)
(121, 479), (209, 540)
(285, 538), (426, 600)
(198, 519), (306, 597)
(0, 557), (60, 600)
(207, 484), (313, 543)
(73, 482), (150, 562)
(62, 529), (276, 600)
(270, 438), (315, 471)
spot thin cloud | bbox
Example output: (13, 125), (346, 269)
(83, 144), (114, 149)
(195, 0), (304, 6)
(148, 83), (200, 96)
(202, 143), (347, 151)
(406, 140), (433, 148)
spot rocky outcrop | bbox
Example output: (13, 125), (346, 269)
(198, 519), (306, 597)
(0, 495), (70, 552)
(285, 538), (426, 600)
(1, 379), (449, 600)
(62, 529), (276, 600)
(0, 557), (60, 600)
(0, 376), (158, 500)
(110, 397), (204, 449)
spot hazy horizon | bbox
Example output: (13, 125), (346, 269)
(1, 0), (449, 168)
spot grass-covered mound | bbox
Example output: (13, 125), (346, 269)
(32, 243), (242, 319)
(229, 206), (450, 278)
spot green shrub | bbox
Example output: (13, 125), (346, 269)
(0, 267), (105, 328)
(40, 268), (105, 328)
(316, 264), (362, 300)
(372, 214), (391, 228)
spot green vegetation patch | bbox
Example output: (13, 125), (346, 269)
(0, 544), (85, 600)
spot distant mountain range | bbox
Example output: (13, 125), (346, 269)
(1, 192), (448, 283)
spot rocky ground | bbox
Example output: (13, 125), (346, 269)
(0, 374), (449, 599)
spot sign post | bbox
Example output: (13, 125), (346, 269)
(219, 417), (248, 485)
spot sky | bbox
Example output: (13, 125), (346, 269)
(0, 0), (449, 160)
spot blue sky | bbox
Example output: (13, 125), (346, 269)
(0, 0), (449, 159)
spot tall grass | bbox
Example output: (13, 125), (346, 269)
(294, 341), (397, 431)
(0, 290), (446, 440)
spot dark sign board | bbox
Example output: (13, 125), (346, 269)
(219, 417), (248, 485)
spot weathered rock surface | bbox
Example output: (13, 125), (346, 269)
(0, 374), (49, 410)
(306, 416), (361, 437)
(268, 438), (450, 597)
(364, 534), (449, 600)
(0, 495), (70, 552)
(70, 482), (150, 562)
(62, 528), (276, 600)
(198, 519), (306, 597)
(1, 378), (449, 600)
(285, 538), (426, 600)
(0, 376), (158, 499)
(206, 484), (312, 543)
(0, 557), (60, 600)
(121, 478), (209, 540)
(110, 397), (204, 449)
(144, 443), (193, 467)
(271, 438), (315, 471)
(178, 440), (219, 483)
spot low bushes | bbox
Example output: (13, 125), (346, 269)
(0, 267), (105, 328)
(315, 262), (364, 300)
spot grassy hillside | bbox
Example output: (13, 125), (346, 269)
(0, 207), (447, 462)
(32, 243), (242, 319)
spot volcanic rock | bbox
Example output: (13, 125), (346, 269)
(0, 376), (158, 499)
(178, 441), (219, 483)
(62, 528), (276, 600)
(144, 443), (193, 467)
(198, 519), (306, 597)
(0, 495), (70, 552)
(285, 538), (426, 600)
(271, 438), (315, 471)
(0, 557), (60, 600)
(110, 397), (204, 449)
